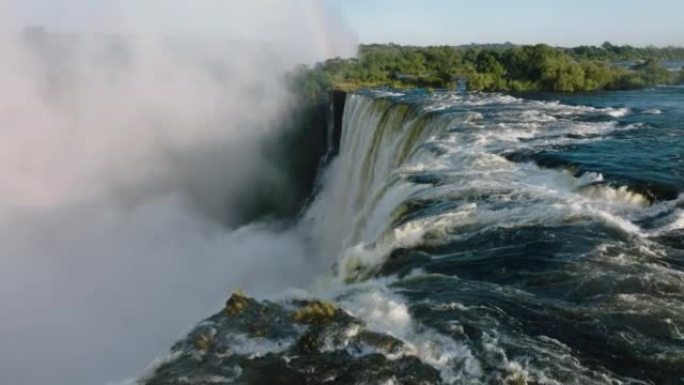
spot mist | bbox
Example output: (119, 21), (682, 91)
(0, 1), (355, 384)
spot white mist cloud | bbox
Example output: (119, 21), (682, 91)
(0, 1), (355, 385)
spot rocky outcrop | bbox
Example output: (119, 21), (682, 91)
(139, 292), (439, 385)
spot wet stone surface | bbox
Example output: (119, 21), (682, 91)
(140, 292), (440, 385)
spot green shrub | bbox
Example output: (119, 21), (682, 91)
(291, 301), (337, 324)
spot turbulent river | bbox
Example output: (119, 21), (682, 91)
(143, 87), (684, 385)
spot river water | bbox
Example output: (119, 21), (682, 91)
(302, 86), (684, 384)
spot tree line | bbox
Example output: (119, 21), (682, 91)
(289, 43), (684, 99)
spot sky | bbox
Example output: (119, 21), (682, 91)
(3, 1), (328, 39)
(328, 0), (684, 47)
(3, 0), (683, 48)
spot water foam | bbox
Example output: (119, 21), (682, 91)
(338, 286), (483, 383)
(300, 91), (682, 383)
(311, 93), (660, 282)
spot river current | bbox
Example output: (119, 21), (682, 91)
(302, 86), (684, 384)
(141, 87), (684, 385)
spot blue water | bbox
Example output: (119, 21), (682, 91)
(143, 87), (684, 385)
(303, 87), (684, 384)
(513, 87), (684, 202)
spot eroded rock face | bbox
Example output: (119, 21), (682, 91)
(139, 293), (440, 385)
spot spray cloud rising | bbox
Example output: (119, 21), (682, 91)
(0, 1), (355, 384)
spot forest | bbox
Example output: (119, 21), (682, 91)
(290, 43), (684, 98)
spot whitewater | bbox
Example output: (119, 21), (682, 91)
(141, 86), (684, 385)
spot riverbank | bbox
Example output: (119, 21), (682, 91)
(289, 43), (684, 97)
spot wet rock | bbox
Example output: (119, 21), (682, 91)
(292, 301), (338, 324)
(140, 293), (441, 385)
(225, 290), (250, 316)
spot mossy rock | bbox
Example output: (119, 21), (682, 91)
(225, 290), (249, 316)
(295, 330), (322, 353)
(193, 333), (213, 352)
(247, 322), (267, 337)
(504, 370), (540, 385)
(291, 301), (338, 324)
(354, 331), (404, 355)
(141, 294), (444, 385)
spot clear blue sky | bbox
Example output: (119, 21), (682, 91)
(327, 0), (684, 47)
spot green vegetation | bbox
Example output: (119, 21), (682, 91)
(567, 41), (684, 61)
(291, 301), (338, 324)
(224, 290), (249, 316)
(290, 43), (684, 94)
(193, 333), (213, 352)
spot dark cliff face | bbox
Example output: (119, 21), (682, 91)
(327, 90), (347, 158)
(230, 90), (346, 225)
(139, 94), (393, 385)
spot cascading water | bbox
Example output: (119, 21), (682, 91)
(142, 87), (684, 385)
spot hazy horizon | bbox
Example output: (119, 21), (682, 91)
(5, 0), (684, 53)
(330, 0), (684, 48)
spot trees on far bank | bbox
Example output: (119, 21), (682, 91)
(291, 43), (684, 95)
